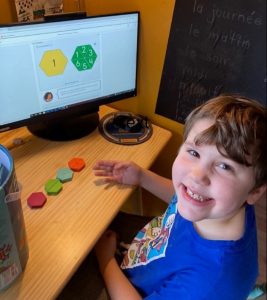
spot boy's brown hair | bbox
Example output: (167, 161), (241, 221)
(184, 94), (267, 189)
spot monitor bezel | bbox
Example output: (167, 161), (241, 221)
(0, 12), (140, 135)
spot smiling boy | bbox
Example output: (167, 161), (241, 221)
(93, 95), (266, 300)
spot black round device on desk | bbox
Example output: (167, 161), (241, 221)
(98, 112), (153, 145)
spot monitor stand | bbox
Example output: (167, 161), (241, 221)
(27, 112), (99, 141)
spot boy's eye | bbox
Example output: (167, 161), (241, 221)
(218, 163), (232, 171)
(187, 149), (199, 158)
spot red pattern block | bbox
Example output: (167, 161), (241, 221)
(68, 157), (85, 172)
(27, 192), (47, 208)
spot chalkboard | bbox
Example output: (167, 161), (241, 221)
(156, 0), (266, 123)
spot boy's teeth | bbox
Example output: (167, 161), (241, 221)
(187, 188), (205, 202)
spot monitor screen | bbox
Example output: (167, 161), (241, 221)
(0, 12), (139, 140)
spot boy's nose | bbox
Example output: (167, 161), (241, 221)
(190, 166), (210, 186)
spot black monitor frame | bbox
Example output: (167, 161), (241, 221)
(0, 12), (139, 140)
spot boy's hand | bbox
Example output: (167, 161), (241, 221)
(93, 160), (142, 186)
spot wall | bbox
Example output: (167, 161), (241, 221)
(0, 1), (17, 23)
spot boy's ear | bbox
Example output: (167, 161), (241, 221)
(247, 184), (266, 205)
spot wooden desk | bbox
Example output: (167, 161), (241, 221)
(0, 106), (172, 300)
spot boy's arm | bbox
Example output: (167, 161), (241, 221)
(95, 230), (142, 300)
(140, 168), (174, 204)
(100, 257), (142, 300)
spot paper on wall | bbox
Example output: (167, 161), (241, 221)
(15, 0), (63, 22)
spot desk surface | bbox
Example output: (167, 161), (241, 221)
(0, 106), (172, 300)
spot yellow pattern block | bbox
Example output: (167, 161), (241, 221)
(40, 49), (68, 76)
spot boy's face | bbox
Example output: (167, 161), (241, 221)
(172, 118), (258, 223)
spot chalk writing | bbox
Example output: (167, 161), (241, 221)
(156, 0), (266, 123)
(208, 29), (250, 50)
(193, 0), (263, 26)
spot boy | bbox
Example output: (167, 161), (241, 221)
(93, 95), (266, 300)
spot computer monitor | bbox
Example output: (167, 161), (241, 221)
(0, 12), (139, 140)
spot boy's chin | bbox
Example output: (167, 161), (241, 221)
(177, 202), (206, 222)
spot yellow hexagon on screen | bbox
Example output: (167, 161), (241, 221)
(39, 49), (68, 76)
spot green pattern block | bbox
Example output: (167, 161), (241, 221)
(71, 44), (97, 71)
(45, 179), (62, 195)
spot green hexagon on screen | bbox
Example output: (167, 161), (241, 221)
(71, 44), (97, 71)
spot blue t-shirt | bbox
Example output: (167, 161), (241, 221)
(121, 195), (258, 300)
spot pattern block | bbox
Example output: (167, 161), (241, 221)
(27, 192), (47, 208)
(40, 49), (68, 76)
(71, 44), (97, 71)
(56, 167), (73, 183)
(45, 179), (63, 195)
(68, 158), (86, 172)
